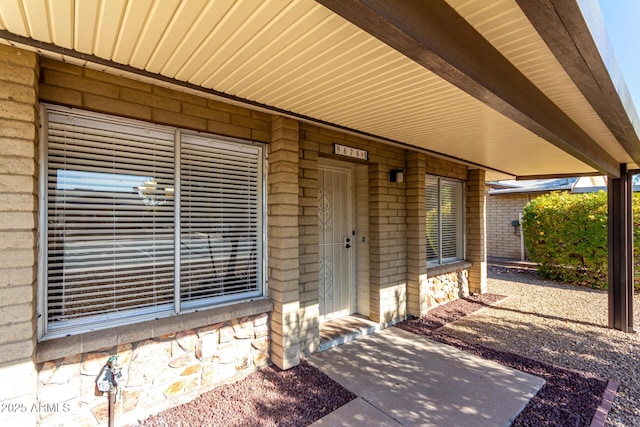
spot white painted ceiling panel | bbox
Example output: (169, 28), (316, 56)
(128, 0), (181, 70)
(47, 0), (73, 48)
(203, 0), (320, 91)
(216, 5), (332, 95)
(93, 0), (126, 59)
(173, 1), (266, 83)
(447, 0), (632, 164)
(0, 0), (634, 178)
(242, 19), (355, 101)
(145, 0), (206, 73)
(73, 0), (98, 54)
(111, 0), (152, 65)
(22, 0), (49, 42)
(155, 0), (231, 77)
(0, 0), (29, 36)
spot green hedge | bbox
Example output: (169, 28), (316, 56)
(521, 191), (640, 291)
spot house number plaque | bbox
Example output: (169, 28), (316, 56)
(334, 144), (368, 160)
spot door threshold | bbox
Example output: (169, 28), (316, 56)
(319, 314), (380, 352)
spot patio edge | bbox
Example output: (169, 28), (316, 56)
(590, 380), (619, 427)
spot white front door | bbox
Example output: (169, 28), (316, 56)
(318, 165), (354, 321)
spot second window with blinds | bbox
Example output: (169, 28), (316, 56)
(425, 175), (465, 267)
(40, 105), (265, 340)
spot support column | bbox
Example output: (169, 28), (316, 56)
(368, 163), (407, 325)
(406, 153), (429, 317)
(0, 45), (39, 426)
(297, 136), (320, 355)
(466, 169), (487, 294)
(608, 164), (634, 332)
(268, 116), (301, 369)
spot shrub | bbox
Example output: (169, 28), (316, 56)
(522, 191), (640, 291)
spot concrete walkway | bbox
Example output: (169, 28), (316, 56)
(307, 327), (544, 427)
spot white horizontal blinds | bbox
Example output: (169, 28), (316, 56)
(440, 179), (463, 262)
(46, 111), (175, 330)
(425, 175), (439, 264)
(180, 135), (262, 306)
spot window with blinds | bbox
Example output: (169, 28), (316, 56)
(180, 135), (262, 308)
(40, 105), (265, 339)
(425, 175), (464, 266)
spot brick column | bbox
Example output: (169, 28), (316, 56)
(466, 169), (487, 293)
(368, 164), (407, 325)
(0, 45), (39, 426)
(297, 138), (320, 355)
(268, 116), (301, 369)
(406, 153), (429, 317)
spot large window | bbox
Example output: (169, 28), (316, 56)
(39, 105), (265, 339)
(425, 175), (464, 266)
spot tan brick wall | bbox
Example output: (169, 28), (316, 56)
(466, 169), (487, 294)
(0, 44), (39, 426)
(426, 156), (468, 181)
(39, 58), (271, 143)
(268, 116), (301, 369)
(406, 152), (429, 317)
(298, 136), (320, 355)
(368, 162), (408, 324)
(486, 192), (534, 259)
(355, 165), (370, 316)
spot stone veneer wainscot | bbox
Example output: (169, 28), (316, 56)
(36, 313), (269, 426)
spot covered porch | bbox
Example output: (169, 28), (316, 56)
(0, 0), (638, 425)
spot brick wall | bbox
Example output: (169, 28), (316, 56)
(486, 192), (533, 259)
(298, 136), (320, 355)
(426, 157), (468, 181)
(467, 169), (487, 294)
(406, 152), (428, 317)
(39, 58), (271, 143)
(268, 117), (302, 369)
(0, 44), (39, 426)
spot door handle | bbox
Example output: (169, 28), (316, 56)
(344, 237), (351, 249)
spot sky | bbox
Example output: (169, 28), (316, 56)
(597, 0), (640, 113)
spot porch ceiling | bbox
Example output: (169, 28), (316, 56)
(0, 0), (637, 180)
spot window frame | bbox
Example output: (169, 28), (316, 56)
(425, 174), (465, 267)
(37, 104), (267, 341)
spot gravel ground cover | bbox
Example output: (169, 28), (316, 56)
(439, 266), (640, 427)
(397, 293), (609, 426)
(139, 361), (355, 426)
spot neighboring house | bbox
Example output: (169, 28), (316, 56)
(0, 1), (638, 426)
(487, 176), (607, 260)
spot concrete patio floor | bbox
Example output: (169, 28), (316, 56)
(307, 327), (545, 427)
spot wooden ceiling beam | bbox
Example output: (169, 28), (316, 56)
(317, 0), (621, 177)
(517, 0), (640, 168)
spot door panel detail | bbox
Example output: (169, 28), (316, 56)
(318, 166), (353, 321)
